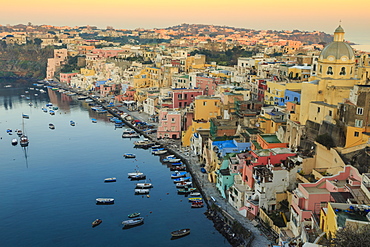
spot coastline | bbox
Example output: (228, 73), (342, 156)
(45, 81), (273, 246)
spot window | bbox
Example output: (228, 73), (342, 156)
(327, 66), (333, 75)
(355, 119), (363, 127)
(354, 132), (359, 137)
(214, 102), (217, 106)
(203, 101), (206, 106)
(318, 107), (321, 113)
(329, 110), (332, 117)
(356, 107), (363, 115)
(340, 67), (346, 75)
(171, 127), (175, 131)
(171, 118), (175, 122)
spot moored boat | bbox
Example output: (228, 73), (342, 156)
(173, 177), (191, 183)
(92, 219), (102, 227)
(128, 172), (143, 177)
(20, 135), (29, 147)
(122, 217), (144, 227)
(104, 177), (116, 182)
(130, 174), (146, 180)
(136, 182), (152, 188)
(163, 158), (181, 163)
(70, 120), (76, 126)
(188, 197), (202, 202)
(128, 212), (140, 218)
(11, 138), (18, 145)
(177, 187), (197, 194)
(191, 201), (204, 208)
(171, 171), (187, 179)
(123, 153), (136, 158)
(170, 165), (186, 171)
(49, 123), (55, 129)
(96, 198), (114, 204)
(175, 181), (192, 188)
(171, 228), (190, 237)
(153, 150), (167, 155)
(134, 189), (149, 194)
(189, 192), (201, 197)
(91, 118), (97, 123)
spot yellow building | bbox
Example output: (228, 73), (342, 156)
(265, 81), (302, 105)
(320, 202), (370, 239)
(133, 67), (163, 88)
(182, 96), (221, 146)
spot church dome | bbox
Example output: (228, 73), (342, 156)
(319, 25), (354, 61)
(319, 41), (355, 60)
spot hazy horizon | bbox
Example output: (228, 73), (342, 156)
(1, 0), (370, 45)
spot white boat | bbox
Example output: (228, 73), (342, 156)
(136, 183), (152, 188)
(190, 192), (201, 197)
(104, 177), (116, 182)
(176, 181), (192, 188)
(123, 153), (136, 158)
(128, 172), (143, 177)
(122, 217), (144, 227)
(153, 150), (167, 155)
(173, 177), (191, 183)
(165, 158), (181, 163)
(11, 138), (18, 145)
(96, 198), (114, 204)
(134, 189), (150, 194)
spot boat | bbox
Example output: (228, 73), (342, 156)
(122, 129), (140, 138)
(6, 129), (12, 135)
(22, 114), (29, 119)
(122, 217), (144, 227)
(11, 138), (18, 145)
(130, 174), (146, 180)
(162, 158), (181, 163)
(170, 166), (186, 171)
(28, 102), (33, 106)
(173, 177), (191, 183)
(96, 198), (115, 204)
(123, 153), (136, 158)
(175, 181), (192, 188)
(42, 107), (48, 112)
(151, 145), (162, 149)
(170, 162), (183, 166)
(188, 197), (202, 202)
(191, 201), (204, 208)
(171, 228), (190, 237)
(133, 139), (155, 148)
(177, 187), (197, 194)
(49, 110), (55, 115)
(70, 120), (76, 126)
(92, 219), (102, 227)
(16, 129), (23, 136)
(153, 149), (167, 155)
(46, 103), (53, 107)
(104, 177), (116, 182)
(52, 106), (59, 110)
(189, 192), (201, 197)
(91, 118), (97, 123)
(136, 182), (152, 188)
(128, 172), (143, 177)
(128, 212), (140, 218)
(171, 171), (187, 179)
(49, 123), (55, 129)
(20, 135), (29, 147)
(77, 96), (88, 100)
(134, 189), (150, 194)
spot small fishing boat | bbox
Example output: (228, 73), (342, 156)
(175, 181), (192, 188)
(133, 139), (155, 148)
(49, 110), (55, 115)
(188, 197), (202, 202)
(11, 138), (18, 145)
(92, 219), (102, 227)
(96, 198), (114, 204)
(177, 187), (197, 194)
(134, 189), (149, 194)
(70, 120), (76, 126)
(6, 129), (12, 134)
(104, 177), (116, 182)
(136, 182), (152, 188)
(22, 114), (29, 119)
(20, 135), (29, 147)
(128, 212), (140, 218)
(130, 174), (146, 180)
(49, 123), (55, 129)
(122, 217), (144, 227)
(191, 201), (204, 208)
(16, 129), (23, 136)
(173, 177), (191, 183)
(171, 228), (190, 237)
(123, 153), (136, 158)
(46, 103), (53, 107)
(189, 192), (201, 197)
(128, 172), (143, 177)
(42, 107), (48, 112)
(163, 158), (181, 163)
(171, 171), (187, 179)
(91, 118), (97, 123)
(170, 166), (186, 171)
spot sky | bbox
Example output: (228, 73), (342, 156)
(2, 0), (370, 44)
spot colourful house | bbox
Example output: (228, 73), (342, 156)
(157, 110), (181, 139)
(251, 134), (288, 150)
(171, 88), (203, 109)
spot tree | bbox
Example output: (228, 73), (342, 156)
(332, 224), (370, 247)
(33, 38), (42, 46)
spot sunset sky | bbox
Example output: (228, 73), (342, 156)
(2, 0), (370, 44)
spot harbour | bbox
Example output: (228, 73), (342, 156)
(0, 80), (231, 247)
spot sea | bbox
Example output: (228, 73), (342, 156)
(0, 79), (230, 247)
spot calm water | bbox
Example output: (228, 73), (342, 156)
(0, 81), (230, 247)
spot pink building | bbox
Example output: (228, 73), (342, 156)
(290, 165), (361, 235)
(196, 76), (221, 96)
(157, 110), (181, 139)
(242, 148), (296, 190)
(60, 72), (78, 85)
(171, 89), (203, 109)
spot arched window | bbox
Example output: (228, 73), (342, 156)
(327, 66), (333, 75)
(340, 67), (346, 75)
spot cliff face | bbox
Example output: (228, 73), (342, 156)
(0, 43), (53, 79)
